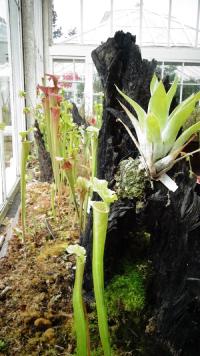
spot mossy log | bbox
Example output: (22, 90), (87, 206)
(81, 31), (200, 355)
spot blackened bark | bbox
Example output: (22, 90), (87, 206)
(34, 120), (53, 182)
(146, 163), (200, 356)
(71, 102), (85, 126)
(81, 31), (200, 355)
(82, 31), (156, 286)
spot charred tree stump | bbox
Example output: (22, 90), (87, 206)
(82, 31), (157, 286)
(81, 31), (200, 355)
(34, 120), (53, 182)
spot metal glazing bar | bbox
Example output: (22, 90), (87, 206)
(167, 0), (172, 47)
(80, 0), (83, 44)
(195, 0), (200, 47)
(139, 0), (143, 46)
(0, 132), (7, 202)
(110, 0), (113, 36)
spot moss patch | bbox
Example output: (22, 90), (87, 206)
(105, 265), (145, 318)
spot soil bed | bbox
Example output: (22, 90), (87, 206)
(0, 182), (79, 356)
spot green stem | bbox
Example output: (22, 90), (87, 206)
(65, 170), (80, 219)
(91, 135), (98, 180)
(73, 255), (88, 356)
(20, 140), (31, 242)
(83, 190), (89, 232)
(92, 201), (111, 356)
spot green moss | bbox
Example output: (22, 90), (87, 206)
(0, 339), (8, 351)
(105, 265), (145, 319)
(115, 158), (149, 200)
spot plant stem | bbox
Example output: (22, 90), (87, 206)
(21, 140), (31, 242)
(92, 201), (111, 356)
(73, 253), (89, 356)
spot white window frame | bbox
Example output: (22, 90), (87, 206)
(0, 0), (25, 220)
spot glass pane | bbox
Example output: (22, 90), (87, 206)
(143, 0), (169, 45)
(182, 65), (200, 84)
(113, 0), (140, 40)
(74, 60), (85, 81)
(170, 28), (194, 46)
(83, 21), (110, 44)
(75, 82), (85, 104)
(0, 77), (11, 125)
(0, 0), (8, 65)
(143, 28), (168, 46)
(83, 0), (110, 44)
(54, 60), (74, 76)
(182, 84), (200, 101)
(53, 59), (85, 109)
(171, 0), (198, 28)
(171, 0), (198, 46)
(93, 68), (103, 94)
(0, 0), (11, 126)
(53, 0), (81, 43)
(163, 63), (181, 81)
(4, 134), (15, 195)
(143, 0), (169, 16)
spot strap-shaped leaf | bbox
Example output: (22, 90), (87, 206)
(117, 118), (149, 173)
(166, 77), (178, 112)
(171, 121), (200, 152)
(148, 81), (168, 130)
(146, 113), (162, 143)
(164, 92), (200, 144)
(150, 74), (159, 95)
(169, 92), (196, 120)
(115, 85), (146, 129)
(118, 100), (143, 143)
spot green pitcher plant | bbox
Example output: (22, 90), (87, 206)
(67, 244), (90, 356)
(115, 75), (200, 182)
(91, 178), (117, 356)
(86, 126), (99, 180)
(19, 131), (31, 241)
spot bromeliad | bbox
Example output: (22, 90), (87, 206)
(115, 75), (200, 185)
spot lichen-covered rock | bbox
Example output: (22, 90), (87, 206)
(115, 157), (149, 200)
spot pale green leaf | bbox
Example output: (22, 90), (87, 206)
(146, 113), (162, 143)
(171, 121), (200, 152)
(115, 85), (146, 128)
(169, 92), (196, 121)
(148, 81), (168, 129)
(118, 100), (143, 143)
(164, 92), (200, 144)
(166, 76), (178, 111)
(150, 74), (159, 95)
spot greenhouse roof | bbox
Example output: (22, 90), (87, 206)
(57, 6), (199, 47)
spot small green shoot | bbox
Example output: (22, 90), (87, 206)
(67, 244), (90, 356)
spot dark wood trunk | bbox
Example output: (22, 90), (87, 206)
(34, 120), (53, 182)
(81, 31), (200, 355)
